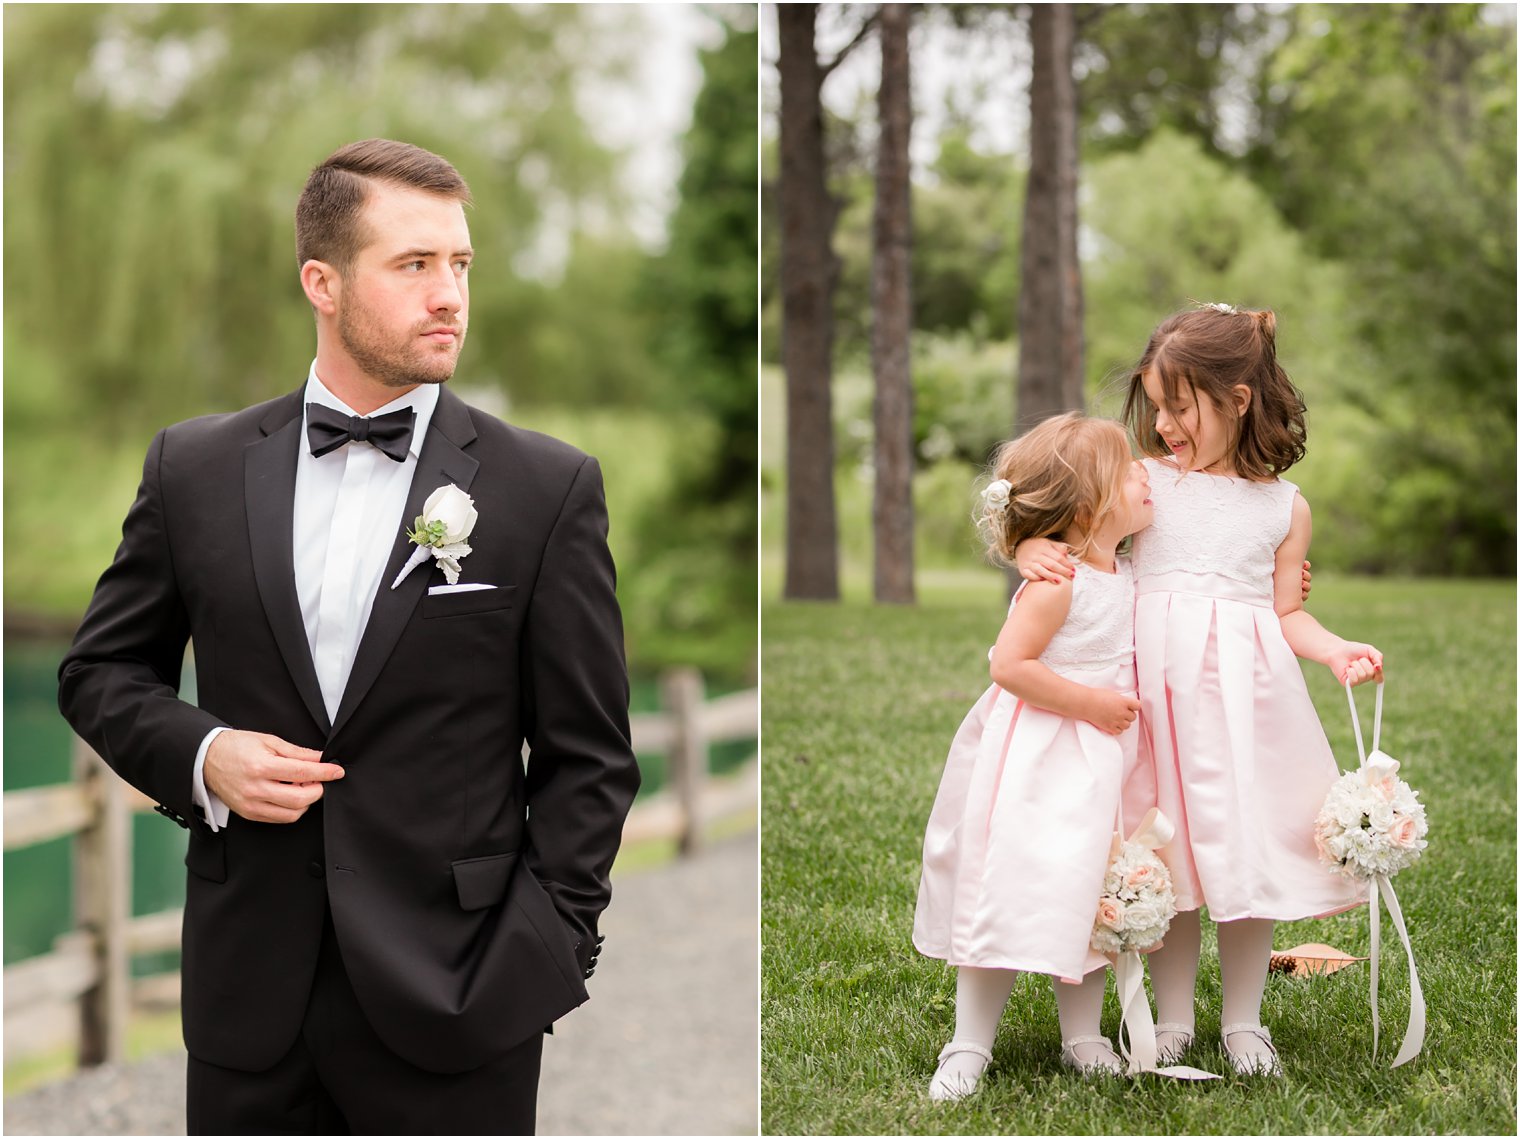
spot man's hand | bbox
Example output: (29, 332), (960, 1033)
(1085, 690), (1141, 736)
(1300, 559), (1312, 602)
(204, 730), (343, 824)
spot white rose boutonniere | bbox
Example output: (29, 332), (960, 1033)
(390, 484), (478, 589)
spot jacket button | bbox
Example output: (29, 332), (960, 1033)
(307, 861), (325, 878)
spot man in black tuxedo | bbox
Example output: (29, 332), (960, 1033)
(58, 139), (640, 1134)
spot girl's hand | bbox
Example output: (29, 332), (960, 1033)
(1328, 642), (1384, 686)
(1012, 537), (1076, 583)
(1300, 560), (1312, 602)
(1086, 690), (1141, 736)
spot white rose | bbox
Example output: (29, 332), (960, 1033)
(1123, 898), (1165, 932)
(422, 484), (478, 544)
(983, 479), (1012, 510)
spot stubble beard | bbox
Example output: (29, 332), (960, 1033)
(337, 299), (466, 390)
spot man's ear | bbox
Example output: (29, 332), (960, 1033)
(1231, 383), (1252, 417)
(300, 260), (340, 316)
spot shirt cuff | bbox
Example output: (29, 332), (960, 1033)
(192, 727), (232, 832)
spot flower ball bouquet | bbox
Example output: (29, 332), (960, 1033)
(1315, 680), (1427, 1068)
(1091, 838), (1176, 957)
(1092, 810), (1216, 1080)
(1314, 759), (1428, 880)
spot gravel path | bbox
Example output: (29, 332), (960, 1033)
(3, 832), (758, 1137)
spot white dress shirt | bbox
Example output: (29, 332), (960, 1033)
(191, 366), (440, 830)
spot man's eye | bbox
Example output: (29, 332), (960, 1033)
(403, 261), (425, 271)
(454, 260), (470, 273)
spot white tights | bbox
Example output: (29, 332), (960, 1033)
(942, 964), (1113, 1078)
(1145, 910), (1276, 1062)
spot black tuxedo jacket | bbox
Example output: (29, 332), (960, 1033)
(58, 384), (639, 1074)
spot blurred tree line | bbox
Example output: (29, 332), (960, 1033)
(763, 2), (1515, 578)
(5, 4), (757, 678)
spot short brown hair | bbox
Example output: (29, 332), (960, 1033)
(1122, 306), (1307, 481)
(295, 139), (472, 273)
(978, 413), (1134, 567)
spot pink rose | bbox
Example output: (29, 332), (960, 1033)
(1372, 776), (1398, 802)
(1096, 898), (1124, 930)
(1388, 815), (1420, 848)
(1125, 863), (1156, 889)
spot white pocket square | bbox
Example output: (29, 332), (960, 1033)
(427, 583), (498, 595)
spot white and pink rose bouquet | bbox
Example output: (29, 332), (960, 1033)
(1320, 680), (1428, 1069)
(1091, 838), (1176, 956)
(1314, 757), (1428, 880)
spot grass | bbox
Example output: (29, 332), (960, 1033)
(761, 574), (1516, 1135)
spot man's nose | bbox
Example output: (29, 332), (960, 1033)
(429, 269), (464, 314)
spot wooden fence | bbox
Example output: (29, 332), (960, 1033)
(2, 667), (756, 1070)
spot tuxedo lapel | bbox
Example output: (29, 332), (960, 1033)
(329, 387), (480, 739)
(245, 392), (331, 735)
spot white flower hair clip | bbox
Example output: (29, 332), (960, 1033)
(1205, 301), (1237, 315)
(982, 478), (1014, 510)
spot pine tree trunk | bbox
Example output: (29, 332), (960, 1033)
(778, 3), (840, 600)
(1018, 3), (1084, 431)
(871, 4), (915, 605)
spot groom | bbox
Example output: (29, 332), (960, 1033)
(58, 139), (640, 1134)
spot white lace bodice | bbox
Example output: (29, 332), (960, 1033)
(1005, 559), (1135, 677)
(1131, 457), (1298, 600)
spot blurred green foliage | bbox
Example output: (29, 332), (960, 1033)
(763, 3), (1515, 578)
(628, 23), (759, 676)
(4, 4), (756, 678)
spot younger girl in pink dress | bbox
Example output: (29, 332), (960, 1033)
(1019, 306), (1382, 1076)
(913, 413), (1154, 1100)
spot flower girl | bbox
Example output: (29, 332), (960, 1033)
(913, 413), (1154, 1099)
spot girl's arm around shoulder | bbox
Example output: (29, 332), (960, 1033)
(1274, 493), (1383, 685)
(989, 579), (1139, 736)
(1011, 536), (1076, 583)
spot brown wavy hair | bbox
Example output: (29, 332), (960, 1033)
(978, 413), (1134, 567)
(1121, 306), (1307, 481)
(296, 139), (472, 274)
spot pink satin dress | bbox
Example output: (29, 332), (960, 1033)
(1129, 457), (1362, 921)
(913, 560), (1139, 983)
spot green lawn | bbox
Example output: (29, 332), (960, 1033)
(761, 575), (1516, 1135)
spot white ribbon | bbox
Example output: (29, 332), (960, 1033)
(1344, 679), (1426, 1068)
(390, 545), (431, 590)
(1109, 809), (1220, 1081)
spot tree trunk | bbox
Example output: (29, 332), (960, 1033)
(871, 4), (915, 605)
(778, 4), (840, 600)
(1018, 2), (1084, 430)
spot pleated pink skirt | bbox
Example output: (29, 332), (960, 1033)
(913, 659), (1138, 983)
(1134, 573), (1363, 921)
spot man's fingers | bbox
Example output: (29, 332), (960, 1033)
(260, 755), (345, 783)
(259, 735), (324, 762)
(245, 800), (309, 825)
(261, 780), (326, 811)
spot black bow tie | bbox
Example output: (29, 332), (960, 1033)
(306, 403), (416, 463)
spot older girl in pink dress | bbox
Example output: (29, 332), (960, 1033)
(914, 414), (1155, 1100)
(1018, 306), (1382, 1076)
